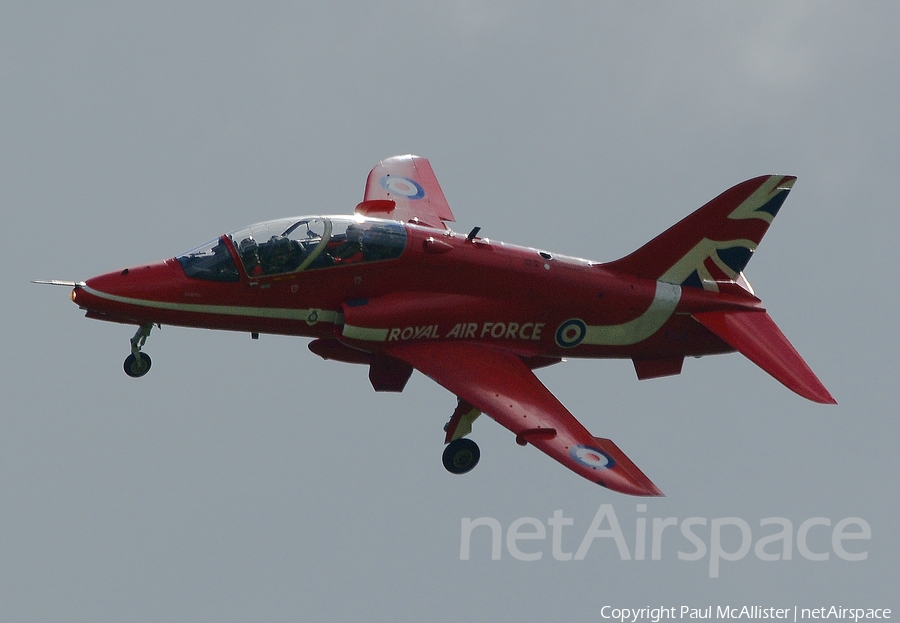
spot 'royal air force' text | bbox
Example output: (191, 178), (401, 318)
(387, 322), (545, 342)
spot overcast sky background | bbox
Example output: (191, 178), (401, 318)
(2, 2), (898, 621)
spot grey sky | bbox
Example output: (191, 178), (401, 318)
(3, 2), (898, 621)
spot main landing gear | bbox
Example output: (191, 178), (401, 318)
(442, 438), (480, 474)
(442, 398), (482, 475)
(123, 324), (153, 378)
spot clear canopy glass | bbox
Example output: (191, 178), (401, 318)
(177, 216), (408, 281)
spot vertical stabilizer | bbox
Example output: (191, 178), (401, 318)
(606, 176), (795, 293)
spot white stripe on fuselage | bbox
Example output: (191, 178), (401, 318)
(339, 281), (682, 347)
(582, 281), (681, 346)
(81, 285), (341, 324)
(341, 324), (390, 342)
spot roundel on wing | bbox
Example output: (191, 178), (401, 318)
(570, 445), (615, 470)
(380, 175), (425, 200)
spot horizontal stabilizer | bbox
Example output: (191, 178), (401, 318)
(692, 311), (836, 404)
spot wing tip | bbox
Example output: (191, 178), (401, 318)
(381, 153), (420, 164)
(597, 477), (664, 497)
(812, 392), (838, 406)
(593, 437), (664, 497)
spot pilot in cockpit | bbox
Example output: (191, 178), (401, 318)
(238, 237), (263, 276)
(262, 235), (305, 274)
(331, 223), (365, 264)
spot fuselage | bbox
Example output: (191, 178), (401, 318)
(72, 214), (760, 363)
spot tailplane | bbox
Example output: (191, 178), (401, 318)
(693, 310), (836, 404)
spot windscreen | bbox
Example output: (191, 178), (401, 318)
(176, 237), (240, 282)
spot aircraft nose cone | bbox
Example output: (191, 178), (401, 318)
(73, 260), (184, 323)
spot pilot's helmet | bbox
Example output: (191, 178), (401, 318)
(269, 235), (292, 261)
(239, 237), (258, 256)
(364, 224), (395, 246)
(345, 223), (365, 242)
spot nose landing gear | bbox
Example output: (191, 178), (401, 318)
(124, 324), (154, 378)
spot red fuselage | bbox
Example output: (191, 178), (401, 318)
(73, 218), (755, 363)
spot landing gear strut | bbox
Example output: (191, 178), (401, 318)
(442, 438), (480, 474)
(124, 324), (153, 378)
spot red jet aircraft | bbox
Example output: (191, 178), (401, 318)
(39, 155), (835, 496)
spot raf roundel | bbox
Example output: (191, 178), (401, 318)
(380, 175), (425, 200)
(555, 318), (587, 348)
(570, 445), (615, 470)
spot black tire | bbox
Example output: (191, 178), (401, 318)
(442, 438), (480, 475)
(124, 353), (152, 378)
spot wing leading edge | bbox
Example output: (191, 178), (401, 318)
(388, 341), (662, 496)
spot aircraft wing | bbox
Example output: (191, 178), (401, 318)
(388, 341), (663, 496)
(357, 155), (455, 229)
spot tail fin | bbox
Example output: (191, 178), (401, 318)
(605, 175), (795, 294)
(608, 176), (835, 404)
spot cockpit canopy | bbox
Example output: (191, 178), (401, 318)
(177, 216), (407, 282)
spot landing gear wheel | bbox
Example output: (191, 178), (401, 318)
(124, 324), (154, 378)
(442, 438), (480, 475)
(124, 353), (152, 378)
